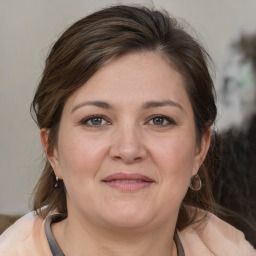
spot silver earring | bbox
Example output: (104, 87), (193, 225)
(189, 174), (202, 191)
(55, 176), (59, 188)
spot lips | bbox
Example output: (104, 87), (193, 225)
(102, 172), (155, 191)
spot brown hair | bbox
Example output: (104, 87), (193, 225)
(31, 5), (217, 230)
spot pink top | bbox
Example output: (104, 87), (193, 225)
(0, 211), (255, 256)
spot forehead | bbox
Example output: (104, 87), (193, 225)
(66, 51), (191, 110)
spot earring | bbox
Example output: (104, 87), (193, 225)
(55, 176), (59, 188)
(189, 174), (202, 191)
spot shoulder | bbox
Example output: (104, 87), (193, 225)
(0, 211), (51, 255)
(178, 211), (256, 256)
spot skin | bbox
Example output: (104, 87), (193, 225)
(41, 51), (211, 256)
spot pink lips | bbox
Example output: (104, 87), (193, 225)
(102, 172), (154, 192)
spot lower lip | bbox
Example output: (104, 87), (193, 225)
(103, 181), (153, 192)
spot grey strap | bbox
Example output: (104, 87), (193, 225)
(174, 231), (185, 256)
(45, 214), (185, 256)
(45, 214), (66, 256)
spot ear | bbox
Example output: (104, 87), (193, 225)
(192, 128), (212, 175)
(40, 128), (63, 179)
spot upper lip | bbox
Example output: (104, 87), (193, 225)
(102, 172), (154, 182)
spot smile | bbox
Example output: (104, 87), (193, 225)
(101, 172), (155, 192)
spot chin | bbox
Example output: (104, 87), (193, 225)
(106, 216), (152, 230)
(101, 205), (154, 230)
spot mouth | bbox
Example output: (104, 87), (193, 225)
(101, 172), (155, 192)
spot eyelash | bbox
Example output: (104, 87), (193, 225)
(146, 115), (176, 126)
(79, 115), (110, 126)
(79, 114), (176, 127)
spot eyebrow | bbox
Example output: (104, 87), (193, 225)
(71, 101), (113, 113)
(142, 100), (183, 111)
(71, 99), (183, 113)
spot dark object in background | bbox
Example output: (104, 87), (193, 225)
(212, 115), (256, 248)
(0, 214), (21, 235)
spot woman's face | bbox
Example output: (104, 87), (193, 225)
(43, 51), (210, 230)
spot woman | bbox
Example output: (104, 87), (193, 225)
(0, 5), (255, 256)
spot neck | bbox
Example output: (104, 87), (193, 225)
(52, 213), (177, 256)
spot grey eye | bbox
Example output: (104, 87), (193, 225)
(149, 116), (172, 126)
(81, 115), (109, 126)
(152, 117), (165, 125)
(88, 117), (105, 126)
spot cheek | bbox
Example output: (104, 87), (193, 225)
(150, 134), (196, 182)
(57, 131), (109, 183)
(147, 136), (197, 217)
(155, 136), (195, 171)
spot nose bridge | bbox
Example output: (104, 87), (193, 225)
(110, 119), (146, 163)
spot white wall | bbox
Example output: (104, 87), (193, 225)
(1, 0), (255, 214)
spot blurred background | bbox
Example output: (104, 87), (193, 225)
(1, 0), (255, 242)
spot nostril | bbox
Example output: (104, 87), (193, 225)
(133, 156), (143, 162)
(110, 149), (145, 164)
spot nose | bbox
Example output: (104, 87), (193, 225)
(109, 123), (147, 164)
